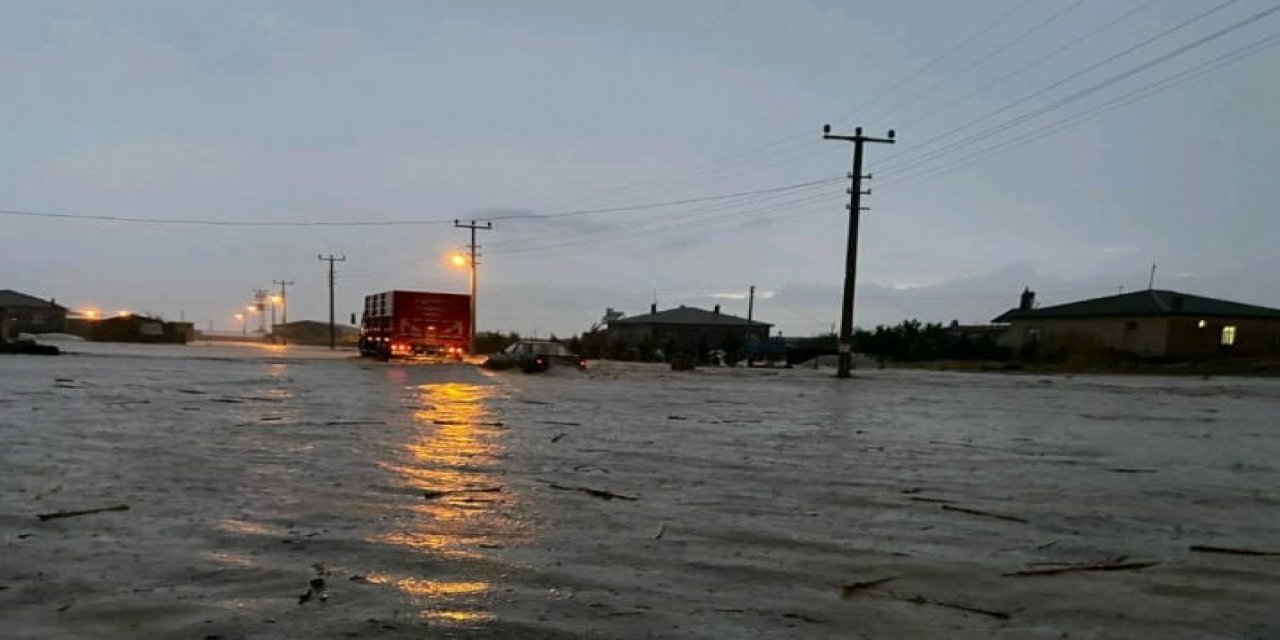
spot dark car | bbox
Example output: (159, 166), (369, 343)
(484, 341), (586, 373)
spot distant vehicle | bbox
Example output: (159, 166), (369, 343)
(358, 290), (471, 360)
(484, 341), (586, 373)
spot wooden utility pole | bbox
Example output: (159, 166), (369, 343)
(273, 279), (294, 346)
(453, 220), (492, 355)
(823, 124), (895, 379)
(318, 255), (346, 350)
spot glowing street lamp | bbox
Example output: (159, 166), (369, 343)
(448, 251), (476, 353)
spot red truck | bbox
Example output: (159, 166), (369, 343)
(358, 290), (471, 359)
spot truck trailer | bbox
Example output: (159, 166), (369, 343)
(358, 290), (471, 359)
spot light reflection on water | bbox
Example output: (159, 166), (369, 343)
(370, 380), (520, 626)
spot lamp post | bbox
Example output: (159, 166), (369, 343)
(449, 252), (474, 353)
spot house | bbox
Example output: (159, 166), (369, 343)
(607, 304), (771, 353)
(993, 288), (1280, 358)
(0, 289), (68, 338)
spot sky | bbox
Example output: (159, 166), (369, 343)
(3, 0), (1278, 337)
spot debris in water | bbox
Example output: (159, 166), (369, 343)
(310, 577), (328, 601)
(1189, 544), (1279, 557)
(1002, 561), (1158, 577)
(1106, 468), (1158, 474)
(900, 593), (1010, 620)
(540, 480), (637, 501)
(840, 576), (897, 599)
(323, 420), (385, 426)
(37, 504), (130, 521)
(939, 504), (1027, 523)
(551, 433), (567, 443)
(781, 612), (826, 623)
(654, 522), (666, 539)
(422, 486), (503, 500)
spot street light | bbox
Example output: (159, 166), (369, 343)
(448, 251), (475, 353)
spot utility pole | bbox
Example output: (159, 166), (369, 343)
(273, 279), (294, 346)
(1148, 263), (1157, 290)
(318, 255), (346, 350)
(252, 289), (270, 334)
(454, 220), (492, 355)
(823, 124), (895, 379)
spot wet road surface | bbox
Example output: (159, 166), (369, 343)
(2, 343), (1278, 638)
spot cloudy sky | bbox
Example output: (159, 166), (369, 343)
(3, 0), (1278, 337)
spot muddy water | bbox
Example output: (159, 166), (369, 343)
(2, 344), (1278, 638)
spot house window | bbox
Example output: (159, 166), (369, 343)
(1197, 319), (1207, 329)
(1220, 325), (1237, 346)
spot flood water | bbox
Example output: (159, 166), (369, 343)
(2, 343), (1278, 638)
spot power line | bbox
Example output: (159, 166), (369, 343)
(828, 0), (1038, 127)
(516, 0), (1038, 211)
(876, 0), (1251, 170)
(860, 0), (1091, 126)
(538, 0), (1159, 209)
(877, 31), (1280, 191)
(484, 178), (837, 252)
(897, 0), (1165, 130)
(0, 176), (840, 228)
(486, 188), (842, 258)
(878, 3), (1280, 178)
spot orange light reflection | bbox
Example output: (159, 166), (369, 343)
(366, 381), (523, 625)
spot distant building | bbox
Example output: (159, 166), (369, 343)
(0, 289), (68, 338)
(993, 288), (1280, 358)
(69, 314), (191, 344)
(273, 321), (359, 346)
(607, 304), (771, 352)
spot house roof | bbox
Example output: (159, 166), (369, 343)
(610, 305), (771, 328)
(0, 289), (67, 311)
(993, 289), (1280, 323)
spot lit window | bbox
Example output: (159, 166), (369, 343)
(1221, 325), (1237, 346)
(1197, 320), (1207, 329)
